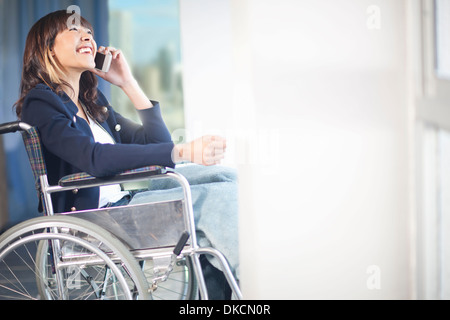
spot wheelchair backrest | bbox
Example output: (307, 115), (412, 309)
(20, 127), (49, 213)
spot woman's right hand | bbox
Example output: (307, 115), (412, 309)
(172, 135), (227, 166)
(91, 46), (134, 88)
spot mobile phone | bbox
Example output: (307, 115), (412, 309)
(95, 52), (112, 72)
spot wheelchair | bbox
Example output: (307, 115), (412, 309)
(0, 121), (241, 300)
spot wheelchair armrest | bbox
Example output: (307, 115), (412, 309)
(58, 165), (166, 187)
(0, 121), (32, 135)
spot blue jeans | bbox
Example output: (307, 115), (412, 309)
(112, 164), (240, 281)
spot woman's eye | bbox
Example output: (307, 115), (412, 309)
(68, 27), (93, 36)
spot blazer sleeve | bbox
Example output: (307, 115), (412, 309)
(21, 86), (176, 177)
(97, 90), (173, 145)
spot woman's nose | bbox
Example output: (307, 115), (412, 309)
(81, 32), (92, 42)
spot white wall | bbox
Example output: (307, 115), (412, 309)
(180, 0), (413, 299)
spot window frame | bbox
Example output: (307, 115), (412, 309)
(416, 0), (450, 129)
(413, 0), (450, 300)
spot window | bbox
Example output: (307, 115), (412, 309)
(415, 0), (450, 299)
(431, 4), (450, 286)
(436, 0), (450, 79)
(108, 0), (184, 133)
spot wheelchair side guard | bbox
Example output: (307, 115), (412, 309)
(63, 200), (187, 250)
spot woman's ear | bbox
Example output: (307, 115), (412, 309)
(48, 41), (56, 56)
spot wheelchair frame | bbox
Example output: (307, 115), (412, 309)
(0, 121), (242, 300)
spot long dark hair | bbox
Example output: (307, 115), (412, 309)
(14, 10), (107, 121)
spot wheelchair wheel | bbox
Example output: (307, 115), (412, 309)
(0, 216), (150, 300)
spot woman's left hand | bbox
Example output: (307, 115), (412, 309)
(172, 135), (227, 166)
(90, 46), (134, 88)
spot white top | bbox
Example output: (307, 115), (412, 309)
(86, 113), (129, 207)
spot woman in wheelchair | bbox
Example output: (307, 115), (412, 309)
(13, 10), (238, 300)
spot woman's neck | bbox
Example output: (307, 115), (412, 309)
(61, 71), (82, 105)
(60, 71), (90, 122)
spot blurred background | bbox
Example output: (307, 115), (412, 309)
(1, 0), (450, 299)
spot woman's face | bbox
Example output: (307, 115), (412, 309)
(52, 25), (97, 73)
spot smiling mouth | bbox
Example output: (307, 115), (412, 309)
(77, 47), (93, 55)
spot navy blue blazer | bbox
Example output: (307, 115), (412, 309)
(21, 83), (175, 213)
